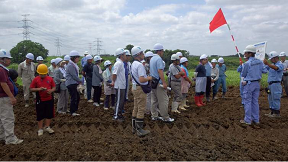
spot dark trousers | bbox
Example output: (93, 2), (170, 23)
(114, 89), (126, 119)
(86, 77), (92, 100)
(93, 86), (102, 104)
(67, 84), (80, 114)
(104, 94), (115, 108)
(206, 76), (211, 98)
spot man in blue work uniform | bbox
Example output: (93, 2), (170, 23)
(237, 56), (249, 106)
(213, 57), (227, 99)
(240, 45), (267, 126)
(264, 51), (284, 118)
(81, 51), (89, 86)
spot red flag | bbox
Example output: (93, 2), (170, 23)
(209, 8), (227, 33)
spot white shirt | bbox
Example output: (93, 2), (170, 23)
(113, 59), (126, 89)
(281, 60), (288, 73)
(131, 60), (148, 85)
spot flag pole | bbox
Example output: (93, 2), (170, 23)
(226, 23), (242, 64)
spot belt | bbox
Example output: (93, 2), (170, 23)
(269, 81), (281, 85)
(171, 80), (181, 82)
(250, 80), (260, 82)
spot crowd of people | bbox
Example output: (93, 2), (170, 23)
(0, 43), (287, 144)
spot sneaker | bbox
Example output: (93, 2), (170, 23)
(265, 112), (273, 116)
(184, 105), (190, 108)
(252, 122), (261, 129)
(151, 116), (163, 121)
(44, 127), (55, 134)
(104, 107), (109, 110)
(171, 110), (181, 114)
(100, 102), (104, 105)
(58, 111), (66, 114)
(111, 106), (115, 110)
(25, 104), (29, 108)
(240, 120), (251, 125)
(213, 96), (218, 100)
(66, 110), (70, 113)
(268, 114), (281, 118)
(72, 113), (80, 116)
(162, 117), (175, 123)
(5, 139), (24, 145)
(179, 107), (187, 111)
(87, 99), (93, 103)
(93, 103), (100, 107)
(38, 129), (43, 136)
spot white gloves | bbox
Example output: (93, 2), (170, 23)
(60, 79), (66, 82)
(77, 85), (85, 94)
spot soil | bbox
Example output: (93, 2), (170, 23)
(1, 85), (288, 161)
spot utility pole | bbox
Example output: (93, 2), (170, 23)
(55, 37), (61, 56)
(21, 14), (31, 40)
(96, 38), (102, 55)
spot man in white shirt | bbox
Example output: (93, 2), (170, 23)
(130, 46), (152, 137)
(280, 52), (288, 97)
(112, 48), (127, 121)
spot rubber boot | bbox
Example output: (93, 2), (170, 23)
(183, 100), (189, 108)
(135, 119), (150, 137)
(132, 117), (136, 134)
(194, 96), (202, 107)
(171, 102), (181, 113)
(199, 95), (206, 106)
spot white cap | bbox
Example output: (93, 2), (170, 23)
(26, 53), (34, 60)
(70, 50), (80, 57)
(54, 57), (63, 65)
(84, 51), (89, 55)
(200, 54), (208, 60)
(94, 55), (102, 62)
(176, 52), (183, 57)
(211, 59), (217, 63)
(145, 51), (153, 58)
(51, 59), (56, 64)
(64, 55), (70, 61)
(268, 51), (278, 60)
(115, 48), (125, 56)
(243, 45), (256, 53)
(36, 56), (43, 61)
(171, 54), (180, 61)
(86, 54), (93, 60)
(279, 52), (286, 57)
(124, 50), (131, 56)
(0, 49), (12, 59)
(153, 43), (164, 51)
(180, 57), (188, 64)
(131, 46), (143, 56)
(104, 60), (112, 67)
(218, 57), (224, 63)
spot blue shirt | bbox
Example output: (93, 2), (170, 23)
(267, 61), (284, 83)
(242, 57), (267, 81)
(216, 64), (226, 77)
(81, 57), (87, 67)
(237, 65), (243, 77)
(205, 63), (212, 77)
(150, 55), (164, 84)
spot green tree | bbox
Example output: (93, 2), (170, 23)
(10, 40), (49, 64)
(125, 44), (134, 53)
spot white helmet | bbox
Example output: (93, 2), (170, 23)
(104, 60), (112, 67)
(279, 52), (286, 57)
(115, 48), (125, 56)
(124, 50), (131, 56)
(131, 46), (143, 56)
(268, 51), (278, 60)
(153, 43), (164, 51)
(0, 49), (12, 59)
(70, 50), (80, 57)
(26, 53), (34, 60)
(211, 59), (217, 63)
(180, 57), (188, 64)
(84, 51), (89, 55)
(94, 55), (102, 62)
(36, 56), (43, 61)
(64, 55), (70, 61)
(141, 60), (146, 63)
(86, 54), (93, 60)
(54, 57), (63, 65)
(243, 45), (256, 53)
(51, 59), (56, 64)
(200, 54), (208, 60)
(171, 54), (180, 61)
(218, 57), (224, 63)
(145, 51), (153, 58)
(176, 52), (183, 57)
